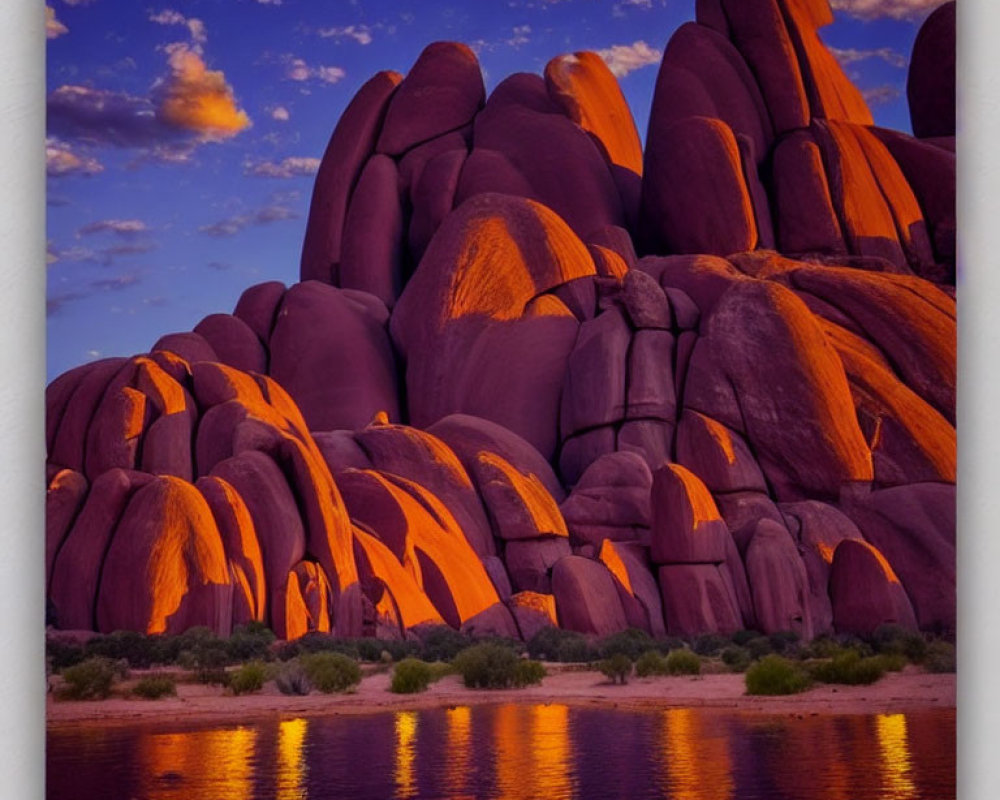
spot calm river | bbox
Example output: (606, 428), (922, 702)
(47, 704), (955, 799)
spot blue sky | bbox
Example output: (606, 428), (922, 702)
(45, 0), (948, 381)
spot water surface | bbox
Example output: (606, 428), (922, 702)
(47, 704), (955, 800)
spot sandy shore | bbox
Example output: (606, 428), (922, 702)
(46, 664), (955, 729)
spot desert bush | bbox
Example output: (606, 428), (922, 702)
(226, 623), (276, 663)
(132, 675), (176, 699)
(691, 634), (729, 657)
(721, 647), (752, 672)
(923, 641), (956, 673)
(391, 659), (433, 694)
(275, 663), (313, 696)
(767, 631), (801, 655)
(513, 659), (546, 687)
(526, 628), (598, 663)
(599, 629), (656, 661)
(809, 649), (887, 685)
(869, 625), (928, 663)
(665, 649), (701, 676)
(452, 643), (543, 689)
(731, 629), (763, 647)
(744, 636), (774, 660)
(599, 653), (633, 685)
(301, 652), (361, 693)
(84, 630), (157, 669)
(46, 637), (85, 671)
(59, 657), (117, 700)
(635, 650), (670, 677)
(229, 661), (269, 695)
(417, 626), (472, 663)
(745, 655), (811, 695)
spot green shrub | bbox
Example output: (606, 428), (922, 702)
(869, 624), (927, 663)
(691, 634), (729, 657)
(731, 629), (763, 647)
(872, 653), (907, 672)
(745, 636), (774, 660)
(226, 623), (276, 662)
(768, 631), (801, 655)
(301, 652), (361, 693)
(59, 657), (117, 700)
(721, 646), (752, 672)
(46, 637), (85, 671)
(391, 659), (433, 694)
(513, 659), (546, 687)
(923, 641), (956, 673)
(427, 661), (454, 682)
(275, 663), (312, 696)
(665, 649), (701, 676)
(84, 630), (157, 669)
(452, 643), (543, 689)
(229, 661), (269, 695)
(809, 649), (887, 685)
(132, 675), (176, 700)
(418, 626), (473, 663)
(526, 628), (598, 663)
(800, 635), (842, 660)
(635, 650), (669, 677)
(745, 655), (811, 695)
(599, 653), (633, 685)
(598, 629), (656, 661)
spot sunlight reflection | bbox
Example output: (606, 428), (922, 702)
(276, 718), (308, 800)
(138, 726), (256, 800)
(531, 703), (574, 799)
(876, 713), (918, 800)
(395, 710), (419, 799)
(660, 708), (734, 800)
(445, 705), (472, 795)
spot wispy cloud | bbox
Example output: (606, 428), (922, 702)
(284, 55), (346, 84)
(46, 6), (68, 39)
(149, 8), (206, 45)
(830, 0), (948, 20)
(199, 204), (298, 237)
(862, 85), (902, 106)
(596, 41), (662, 77)
(244, 157), (320, 178)
(78, 219), (149, 237)
(317, 24), (373, 45)
(507, 25), (531, 48)
(612, 0), (654, 15)
(830, 46), (907, 68)
(271, 106), (290, 121)
(46, 138), (103, 176)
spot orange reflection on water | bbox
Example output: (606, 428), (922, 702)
(493, 703), (573, 800)
(276, 718), (308, 800)
(876, 713), (918, 800)
(659, 709), (734, 800)
(138, 725), (256, 800)
(395, 710), (419, 799)
(445, 705), (472, 794)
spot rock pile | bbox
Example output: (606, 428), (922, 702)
(46, 0), (956, 642)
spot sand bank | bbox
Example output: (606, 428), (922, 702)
(46, 664), (955, 729)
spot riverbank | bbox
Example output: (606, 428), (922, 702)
(46, 664), (955, 729)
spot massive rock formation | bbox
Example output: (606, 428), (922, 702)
(45, 0), (956, 642)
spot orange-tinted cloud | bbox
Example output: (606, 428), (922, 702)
(46, 6), (68, 39)
(155, 44), (251, 139)
(46, 138), (103, 176)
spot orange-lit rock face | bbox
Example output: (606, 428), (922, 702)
(391, 192), (595, 358)
(650, 463), (730, 565)
(96, 476), (231, 636)
(475, 451), (568, 540)
(544, 51), (644, 175)
(829, 538), (917, 635)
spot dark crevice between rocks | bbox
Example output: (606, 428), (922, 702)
(90, 487), (143, 633)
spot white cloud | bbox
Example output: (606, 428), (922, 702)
(149, 9), (207, 46)
(830, 0), (948, 20)
(862, 84), (902, 105)
(507, 25), (531, 48)
(317, 25), (373, 45)
(285, 56), (346, 84)
(829, 46), (908, 68)
(46, 138), (103, 176)
(595, 41), (662, 77)
(46, 6), (68, 39)
(78, 219), (149, 237)
(612, 0), (654, 15)
(271, 106), (290, 121)
(244, 156), (320, 178)
(199, 205), (299, 237)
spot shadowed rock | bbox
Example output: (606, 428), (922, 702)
(745, 518), (813, 639)
(907, 2), (955, 139)
(829, 538), (917, 636)
(552, 555), (628, 636)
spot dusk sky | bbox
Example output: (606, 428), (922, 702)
(45, 0), (949, 381)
